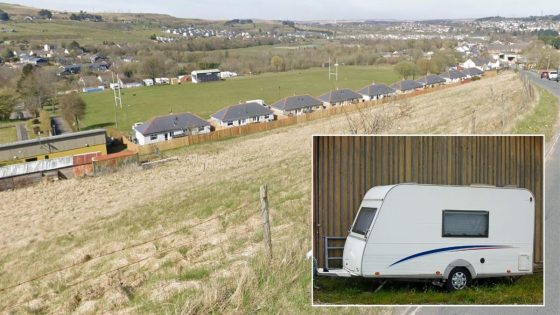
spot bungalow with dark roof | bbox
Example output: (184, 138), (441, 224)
(391, 80), (423, 93)
(318, 89), (363, 106)
(440, 69), (468, 84)
(415, 74), (446, 88)
(211, 102), (274, 127)
(133, 113), (211, 145)
(462, 67), (484, 78)
(356, 83), (396, 101)
(271, 95), (324, 116)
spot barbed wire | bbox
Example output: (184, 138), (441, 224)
(0, 205), (259, 312)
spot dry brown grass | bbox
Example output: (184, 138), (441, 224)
(0, 71), (538, 314)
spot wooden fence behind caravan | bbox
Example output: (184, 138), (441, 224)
(312, 136), (543, 268)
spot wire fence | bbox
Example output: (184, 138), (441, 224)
(0, 205), (259, 312)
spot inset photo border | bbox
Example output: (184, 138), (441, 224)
(311, 135), (544, 306)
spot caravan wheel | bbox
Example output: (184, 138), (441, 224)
(446, 267), (471, 291)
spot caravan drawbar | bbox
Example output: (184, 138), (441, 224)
(317, 184), (535, 291)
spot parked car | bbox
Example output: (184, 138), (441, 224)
(540, 71), (549, 79)
(549, 71), (558, 81)
(317, 183), (535, 291)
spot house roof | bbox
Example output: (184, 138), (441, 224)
(462, 67), (484, 76)
(415, 74), (446, 86)
(79, 75), (101, 87)
(212, 102), (273, 122)
(357, 83), (396, 97)
(318, 89), (363, 103)
(134, 113), (210, 135)
(390, 80), (423, 91)
(439, 69), (467, 80)
(271, 95), (323, 111)
(473, 57), (492, 66)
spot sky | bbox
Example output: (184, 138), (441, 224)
(2, 0), (560, 21)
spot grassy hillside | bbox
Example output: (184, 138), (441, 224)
(514, 87), (559, 140)
(0, 20), (159, 43)
(80, 65), (400, 132)
(0, 72), (544, 313)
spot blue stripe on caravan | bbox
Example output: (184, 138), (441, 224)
(388, 245), (512, 267)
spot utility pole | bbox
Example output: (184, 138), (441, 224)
(328, 56), (338, 81)
(111, 71), (122, 129)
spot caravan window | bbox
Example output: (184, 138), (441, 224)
(352, 207), (377, 236)
(442, 210), (489, 238)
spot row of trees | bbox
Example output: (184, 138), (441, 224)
(0, 64), (86, 132)
(392, 51), (461, 79)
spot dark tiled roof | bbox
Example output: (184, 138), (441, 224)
(212, 102), (273, 122)
(462, 67), (484, 76)
(390, 80), (423, 91)
(135, 113), (210, 135)
(439, 69), (467, 80)
(271, 95), (323, 111)
(357, 84), (396, 97)
(415, 74), (446, 86)
(318, 89), (363, 103)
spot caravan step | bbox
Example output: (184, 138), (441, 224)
(317, 268), (352, 277)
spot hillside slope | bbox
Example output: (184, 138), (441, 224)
(0, 72), (536, 314)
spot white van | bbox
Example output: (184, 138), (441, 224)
(317, 184), (534, 291)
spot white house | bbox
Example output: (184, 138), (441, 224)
(191, 69), (221, 83)
(318, 89), (364, 106)
(461, 59), (477, 69)
(155, 77), (170, 84)
(271, 95), (324, 116)
(211, 102), (274, 127)
(357, 83), (397, 101)
(133, 112), (211, 145)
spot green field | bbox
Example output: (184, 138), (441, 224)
(0, 122), (17, 144)
(80, 65), (400, 132)
(0, 20), (158, 43)
(314, 273), (543, 305)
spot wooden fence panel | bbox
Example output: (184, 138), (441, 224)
(313, 136), (543, 268)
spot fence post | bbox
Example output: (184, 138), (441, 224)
(260, 184), (272, 259)
(471, 110), (476, 134)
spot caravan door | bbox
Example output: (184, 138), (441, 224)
(343, 205), (379, 276)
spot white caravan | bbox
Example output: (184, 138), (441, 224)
(318, 184), (534, 291)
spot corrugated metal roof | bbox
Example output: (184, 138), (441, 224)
(0, 129), (106, 150)
(0, 156), (73, 178)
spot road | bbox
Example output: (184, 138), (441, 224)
(15, 124), (27, 141)
(398, 71), (560, 315)
(51, 116), (72, 136)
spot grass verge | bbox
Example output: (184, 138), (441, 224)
(313, 272), (543, 305)
(514, 87), (559, 140)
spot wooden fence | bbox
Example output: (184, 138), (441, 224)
(124, 82), (467, 155)
(312, 136), (544, 268)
